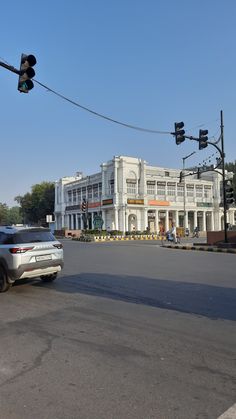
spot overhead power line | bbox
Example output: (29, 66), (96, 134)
(34, 79), (171, 135)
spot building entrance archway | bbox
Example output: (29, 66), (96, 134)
(128, 214), (137, 232)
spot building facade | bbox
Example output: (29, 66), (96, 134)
(54, 155), (236, 233)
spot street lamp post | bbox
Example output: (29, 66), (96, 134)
(182, 151), (196, 233)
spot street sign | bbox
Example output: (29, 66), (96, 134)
(93, 215), (103, 229)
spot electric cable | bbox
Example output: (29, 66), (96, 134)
(34, 79), (171, 135)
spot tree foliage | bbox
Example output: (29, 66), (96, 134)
(0, 203), (8, 225)
(15, 182), (55, 226)
(0, 204), (22, 225)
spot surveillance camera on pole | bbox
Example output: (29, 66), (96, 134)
(18, 54), (37, 93)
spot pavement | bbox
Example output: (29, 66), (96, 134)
(162, 237), (236, 254)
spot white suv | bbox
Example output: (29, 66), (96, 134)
(0, 226), (64, 292)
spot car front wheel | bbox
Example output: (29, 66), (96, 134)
(40, 273), (58, 282)
(0, 266), (12, 293)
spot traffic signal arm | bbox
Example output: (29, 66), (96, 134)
(0, 61), (20, 75)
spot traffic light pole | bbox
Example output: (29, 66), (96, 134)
(178, 111), (228, 243)
(182, 151), (196, 233)
(220, 110), (228, 243)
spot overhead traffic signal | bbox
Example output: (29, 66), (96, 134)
(174, 122), (185, 145)
(199, 129), (208, 150)
(179, 171), (183, 183)
(224, 180), (235, 207)
(18, 54), (37, 93)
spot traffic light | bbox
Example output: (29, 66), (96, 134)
(18, 54), (37, 93)
(225, 180), (235, 206)
(174, 122), (185, 145)
(179, 171), (183, 183)
(197, 168), (201, 179)
(199, 129), (208, 150)
(81, 199), (87, 212)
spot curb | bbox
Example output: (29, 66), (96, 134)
(162, 245), (236, 254)
(93, 235), (164, 242)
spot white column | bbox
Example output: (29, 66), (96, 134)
(126, 210), (129, 231)
(175, 210), (179, 227)
(114, 208), (118, 230)
(219, 211), (222, 230)
(123, 208), (126, 233)
(144, 209), (148, 230)
(229, 210), (234, 225)
(102, 210), (106, 230)
(75, 214), (78, 230)
(136, 210), (141, 231)
(210, 212), (214, 231)
(165, 210), (169, 231)
(194, 211), (198, 230)
(114, 159), (118, 205)
(184, 210), (188, 229)
(202, 211), (206, 231)
(155, 210), (159, 232)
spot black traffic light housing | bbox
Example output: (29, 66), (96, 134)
(225, 180), (235, 207)
(81, 199), (87, 212)
(199, 129), (208, 150)
(174, 122), (185, 145)
(179, 171), (183, 183)
(18, 54), (37, 93)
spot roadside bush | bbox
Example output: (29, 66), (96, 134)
(109, 230), (123, 236)
(83, 229), (107, 236)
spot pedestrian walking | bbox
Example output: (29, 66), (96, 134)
(170, 223), (178, 244)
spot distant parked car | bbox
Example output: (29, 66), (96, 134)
(0, 226), (64, 292)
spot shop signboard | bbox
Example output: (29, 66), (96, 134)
(127, 199), (144, 205)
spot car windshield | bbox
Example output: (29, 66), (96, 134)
(13, 230), (56, 244)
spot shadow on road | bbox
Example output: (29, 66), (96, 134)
(32, 273), (236, 321)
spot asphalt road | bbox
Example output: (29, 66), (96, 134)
(0, 239), (236, 419)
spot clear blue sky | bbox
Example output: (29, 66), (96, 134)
(1, 0), (235, 206)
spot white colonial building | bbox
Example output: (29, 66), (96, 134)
(54, 155), (236, 233)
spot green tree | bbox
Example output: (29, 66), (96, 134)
(15, 182), (55, 225)
(0, 203), (8, 225)
(6, 206), (23, 225)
